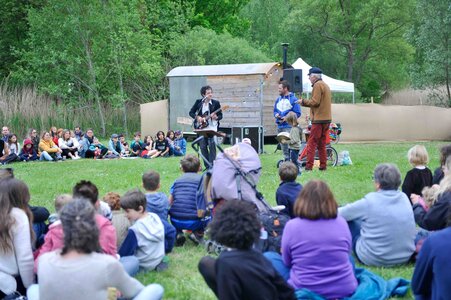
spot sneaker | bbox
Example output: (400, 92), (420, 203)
(188, 232), (205, 246)
(155, 261), (169, 272)
(175, 233), (186, 247)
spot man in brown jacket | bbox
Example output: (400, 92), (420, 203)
(298, 67), (331, 171)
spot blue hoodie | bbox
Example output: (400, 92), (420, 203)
(273, 92), (301, 129)
(145, 192), (169, 221)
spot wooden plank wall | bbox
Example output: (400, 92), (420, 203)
(207, 75), (262, 127)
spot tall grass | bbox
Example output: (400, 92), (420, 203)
(0, 81), (140, 138)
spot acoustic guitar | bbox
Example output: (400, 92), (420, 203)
(193, 105), (230, 129)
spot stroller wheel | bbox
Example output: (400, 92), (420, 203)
(276, 159), (284, 168)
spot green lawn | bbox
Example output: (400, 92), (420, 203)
(8, 141), (449, 299)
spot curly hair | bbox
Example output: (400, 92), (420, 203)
(103, 192), (121, 211)
(60, 199), (101, 255)
(208, 200), (260, 250)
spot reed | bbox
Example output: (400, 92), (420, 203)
(0, 81), (140, 138)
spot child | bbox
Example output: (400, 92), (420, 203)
(166, 130), (175, 156)
(108, 134), (124, 158)
(35, 180), (117, 260)
(19, 139), (38, 162)
(48, 194), (73, 224)
(152, 131), (169, 158)
(198, 200), (295, 300)
(142, 170), (176, 254)
(402, 145), (433, 199)
(169, 154), (207, 245)
(276, 161), (303, 218)
(142, 135), (158, 158)
(103, 192), (130, 247)
(286, 111), (302, 173)
(173, 130), (187, 156)
(130, 132), (146, 157)
(118, 189), (165, 272)
(89, 137), (109, 159)
(119, 134), (130, 157)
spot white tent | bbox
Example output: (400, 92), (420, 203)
(292, 58), (355, 103)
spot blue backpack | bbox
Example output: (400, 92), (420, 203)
(196, 171), (213, 218)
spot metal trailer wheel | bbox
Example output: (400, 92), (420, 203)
(326, 146), (338, 167)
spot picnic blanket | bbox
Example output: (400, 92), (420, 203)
(295, 267), (410, 300)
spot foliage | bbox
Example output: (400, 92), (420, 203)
(407, 0), (451, 107)
(189, 0), (250, 36)
(11, 141), (448, 299)
(285, 0), (415, 98)
(169, 27), (271, 66)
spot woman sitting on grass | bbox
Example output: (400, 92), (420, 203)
(58, 129), (80, 160)
(265, 180), (357, 299)
(28, 199), (164, 300)
(339, 163), (416, 267)
(38, 132), (63, 161)
(0, 178), (35, 298)
(198, 200), (295, 300)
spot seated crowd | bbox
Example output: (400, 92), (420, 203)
(0, 126), (187, 164)
(0, 138), (450, 300)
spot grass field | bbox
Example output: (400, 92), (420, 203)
(7, 141), (449, 299)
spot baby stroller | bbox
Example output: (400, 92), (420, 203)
(193, 139), (289, 255)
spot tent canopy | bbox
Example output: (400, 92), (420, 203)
(292, 58), (354, 94)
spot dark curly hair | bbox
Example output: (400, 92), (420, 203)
(209, 200), (260, 250)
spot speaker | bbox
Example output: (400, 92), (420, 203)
(231, 126), (264, 154)
(283, 69), (303, 93)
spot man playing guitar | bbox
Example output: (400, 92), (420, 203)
(189, 85), (222, 168)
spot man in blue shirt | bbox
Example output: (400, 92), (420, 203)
(273, 80), (301, 161)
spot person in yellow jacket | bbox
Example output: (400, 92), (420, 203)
(39, 131), (63, 161)
(297, 67), (332, 171)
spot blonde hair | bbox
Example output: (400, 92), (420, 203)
(55, 194), (73, 213)
(422, 185), (440, 207)
(285, 112), (298, 127)
(407, 145), (429, 167)
(437, 156), (451, 195)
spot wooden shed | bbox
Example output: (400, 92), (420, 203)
(166, 62), (284, 136)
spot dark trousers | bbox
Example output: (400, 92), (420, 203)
(62, 148), (77, 157)
(199, 136), (216, 169)
(198, 256), (219, 297)
(306, 123), (329, 170)
(289, 149), (300, 173)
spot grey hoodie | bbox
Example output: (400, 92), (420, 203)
(145, 192), (169, 221)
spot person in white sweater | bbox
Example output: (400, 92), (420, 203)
(0, 179), (34, 298)
(58, 129), (80, 159)
(28, 199), (163, 300)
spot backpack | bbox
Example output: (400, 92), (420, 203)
(259, 210), (290, 253)
(196, 171), (213, 218)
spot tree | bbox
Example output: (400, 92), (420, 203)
(407, 0), (450, 107)
(288, 0), (415, 98)
(169, 27), (270, 66)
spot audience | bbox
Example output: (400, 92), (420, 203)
(130, 132), (146, 157)
(198, 200), (295, 300)
(153, 131), (170, 158)
(411, 213), (451, 299)
(19, 139), (38, 162)
(28, 199), (164, 300)
(7, 134), (20, 162)
(0, 178), (35, 298)
(103, 192), (130, 247)
(108, 134), (124, 158)
(28, 128), (40, 153)
(265, 180), (357, 299)
(169, 155), (207, 245)
(2, 126), (10, 142)
(173, 130), (187, 156)
(412, 156), (451, 230)
(276, 161), (303, 218)
(338, 163), (416, 267)
(58, 129), (80, 160)
(402, 145), (433, 200)
(38, 132), (63, 161)
(432, 144), (451, 184)
(118, 189), (165, 273)
(142, 170), (176, 254)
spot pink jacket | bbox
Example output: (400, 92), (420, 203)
(34, 214), (117, 271)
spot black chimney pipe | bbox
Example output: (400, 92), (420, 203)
(281, 43), (289, 69)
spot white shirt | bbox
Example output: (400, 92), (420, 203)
(201, 100), (218, 131)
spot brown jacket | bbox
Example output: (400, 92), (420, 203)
(302, 79), (332, 123)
